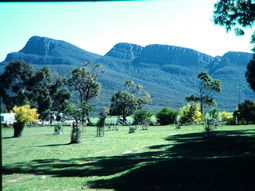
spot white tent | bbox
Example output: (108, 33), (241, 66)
(0, 113), (16, 125)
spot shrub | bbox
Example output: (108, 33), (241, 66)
(133, 109), (154, 125)
(156, 107), (178, 125)
(54, 123), (63, 134)
(11, 105), (40, 137)
(179, 103), (202, 125)
(220, 111), (233, 124)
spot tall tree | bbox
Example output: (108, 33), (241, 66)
(110, 80), (151, 122)
(27, 67), (52, 120)
(234, 100), (255, 124)
(186, 72), (222, 114)
(67, 62), (105, 124)
(246, 55), (255, 92)
(213, 0), (255, 91)
(0, 61), (34, 111)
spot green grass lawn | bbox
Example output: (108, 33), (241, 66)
(2, 124), (255, 191)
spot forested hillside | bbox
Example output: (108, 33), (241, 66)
(1, 36), (254, 114)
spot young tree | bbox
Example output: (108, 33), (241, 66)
(96, 107), (108, 137)
(186, 72), (222, 114)
(110, 80), (151, 122)
(65, 102), (83, 144)
(11, 105), (40, 137)
(67, 62), (105, 125)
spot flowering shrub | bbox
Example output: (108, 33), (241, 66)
(220, 111), (233, 124)
(11, 105), (40, 124)
(179, 103), (202, 124)
(11, 105), (40, 137)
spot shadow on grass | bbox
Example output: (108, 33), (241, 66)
(36, 143), (71, 147)
(3, 129), (255, 190)
(2, 136), (15, 139)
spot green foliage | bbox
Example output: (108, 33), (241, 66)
(65, 101), (92, 124)
(0, 61), (34, 111)
(213, 0), (255, 94)
(0, 61), (70, 120)
(67, 62), (105, 123)
(234, 100), (255, 124)
(51, 87), (71, 113)
(54, 123), (63, 134)
(204, 108), (221, 121)
(178, 103), (202, 125)
(96, 108), (108, 128)
(110, 80), (151, 122)
(186, 72), (221, 114)
(70, 122), (81, 144)
(156, 107), (178, 125)
(96, 108), (108, 137)
(110, 91), (138, 121)
(213, 0), (255, 51)
(220, 111), (234, 125)
(246, 56), (255, 92)
(133, 109), (154, 125)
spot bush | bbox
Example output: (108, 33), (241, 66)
(234, 100), (255, 124)
(11, 105), (40, 137)
(156, 107), (178, 125)
(220, 111), (233, 124)
(54, 123), (63, 134)
(133, 109), (154, 125)
(179, 103), (202, 125)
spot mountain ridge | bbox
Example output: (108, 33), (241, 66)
(1, 36), (254, 113)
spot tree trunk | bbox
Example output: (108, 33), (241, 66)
(13, 122), (25, 137)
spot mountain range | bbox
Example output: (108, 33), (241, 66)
(1, 36), (254, 115)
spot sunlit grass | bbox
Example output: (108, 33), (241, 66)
(2, 124), (255, 190)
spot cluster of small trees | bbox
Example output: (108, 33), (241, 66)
(0, 60), (153, 139)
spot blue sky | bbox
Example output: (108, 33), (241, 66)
(0, 0), (253, 62)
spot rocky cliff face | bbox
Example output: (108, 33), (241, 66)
(105, 43), (144, 60)
(135, 44), (213, 67)
(3, 36), (101, 66)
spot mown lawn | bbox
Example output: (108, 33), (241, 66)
(2, 124), (255, 191)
